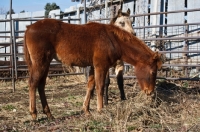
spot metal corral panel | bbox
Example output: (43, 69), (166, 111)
(123, 0), (134, 15)
(134, 0), (148, 27)
(167, 0), (185, 37)
(5, 19), (11, 43)
(18, 12), (32, 38)
(65, 15), (77, 24)
(186, 0), (200, 65)
(166, 0), (185, 61)
(0, 46), (10, 61)
(187, 0), (200, 23)
(17, 45), (24, 61)
(0, 15), (6, 42)
(149, 0), (165, 36)
(167, 0), (185, 24)
(88, 9), (100, 20)
(80, 12), (85, 24)
(134, 0), (148, 38)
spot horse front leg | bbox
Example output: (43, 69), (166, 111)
(115, 60), (126, 100)
(83, 66), (95, 115)
(95, 67), (108, 113)
(104, 71), (110, 105)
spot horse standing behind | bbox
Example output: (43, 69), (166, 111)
(90, 8), (136, 105)
(24, 19), (162, 120)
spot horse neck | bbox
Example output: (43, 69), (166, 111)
(120, 37), (154, 66)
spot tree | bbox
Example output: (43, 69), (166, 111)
(20, 10), (25, 13)
(6, 9), (15, 14)
(44, 2), (60, 18)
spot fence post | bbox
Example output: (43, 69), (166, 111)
(68, 16), (71, 23)
(183, 24), (189, 77)
(9, 0), (15, 92)
(12, 19), (17, 80)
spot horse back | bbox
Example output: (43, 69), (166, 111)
(24, 19), (122, 68)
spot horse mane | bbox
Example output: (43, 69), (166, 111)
(86, 22), (152, 55)
(107, 24), (154, 56)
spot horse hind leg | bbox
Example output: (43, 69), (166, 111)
(28, 54), (52, 120)
(28, 71), (38, 121)
(38, 66), (54, 120)
(104, 71), (110, 105)
(116, 70), (126, 100)
(115, 60), (126, 100)
(29, 66), (47, 120)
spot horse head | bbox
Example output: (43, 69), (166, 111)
(112, 8), (136, 36)
(135, 52), (162, 95)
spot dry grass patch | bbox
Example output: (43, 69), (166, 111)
(0, 76), (200, 131)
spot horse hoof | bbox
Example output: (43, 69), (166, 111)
(85, 111), (91, 116)
(47, 114), (55, 120)
(30, 120), (37, 125)
(121, 97), (126, 100)
(31, 113), (37, 121)
(82, 109), (91, 116)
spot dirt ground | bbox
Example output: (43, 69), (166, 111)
(0, 75), (200, 132)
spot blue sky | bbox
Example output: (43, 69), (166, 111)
(1, 0), (81, 13)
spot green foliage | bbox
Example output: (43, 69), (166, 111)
(44, 2), (60, 18)
(182, 82), (188, 88)
(6, 9), (15, 15)
(127, 126), (137, 131)
(3, 105), (15, 111)
(20, 10), (25, 13)
(87, 120), (105, 132)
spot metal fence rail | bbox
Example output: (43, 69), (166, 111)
(0, 19), (15, 91)
(0, 18), (84, 91)
(1, 8), (200, 91)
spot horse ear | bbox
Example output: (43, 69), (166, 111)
(127, 8), (130, 15)
(153, 52), (159, 60)
(153, 52), (162, 70)
(118, 9), (122, 16)
(157, 59), (162, 70)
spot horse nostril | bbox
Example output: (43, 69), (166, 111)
(144, 89), (153, 96)
(150, 92), (155, 97)
(133, 32), (136, 36)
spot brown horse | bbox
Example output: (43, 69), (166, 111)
(90, 8), (136, 105)
(24, 19), (162, 120)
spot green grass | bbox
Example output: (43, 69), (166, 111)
(2, 104), (16, 111)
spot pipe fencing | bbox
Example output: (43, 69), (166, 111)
(90, 8), (200, 82)
(0, 8), (200, 91)
(0, 18), (84, 91)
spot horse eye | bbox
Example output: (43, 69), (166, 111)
(119, 21), (125, 26)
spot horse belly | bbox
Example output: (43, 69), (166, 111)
(54, 53), (92, 67)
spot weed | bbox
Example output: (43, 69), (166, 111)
(86, 120), (105, 132)
(2, 105), (15, 111)
(127, 126), (137, 131)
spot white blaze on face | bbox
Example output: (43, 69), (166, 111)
(114, 16), (135, 35)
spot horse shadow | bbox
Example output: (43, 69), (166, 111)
(152, 80), (200, 107)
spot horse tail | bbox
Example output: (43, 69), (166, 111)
(24, 26), (32, 68)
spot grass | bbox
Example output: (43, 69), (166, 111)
(0, 76), (200, 131)
(2, 105), (16, 111)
